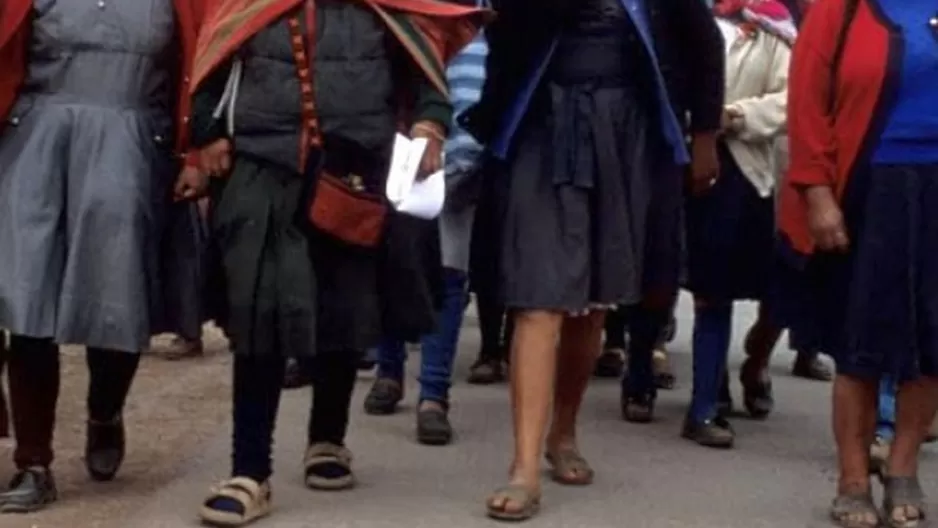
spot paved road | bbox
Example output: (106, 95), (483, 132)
(34, 296), (938, 527)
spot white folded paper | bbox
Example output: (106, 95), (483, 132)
(385, 133), (446, 220)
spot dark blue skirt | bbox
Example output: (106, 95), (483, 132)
(684, 145), (775, 301)
(772, 164), (938, 381)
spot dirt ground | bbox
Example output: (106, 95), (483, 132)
(0, 326), (233, 528)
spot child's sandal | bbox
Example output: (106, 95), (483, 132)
(199, 477), (272, 527)
(304, 442), (355, 490)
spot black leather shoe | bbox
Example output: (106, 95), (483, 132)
(85, 416), (126, 482)
(0, 467), (58, 513)
(417, 407), (453, 446)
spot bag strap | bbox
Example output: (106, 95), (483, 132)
(828, 0), (859, 112)
(287, 0), (322, 169)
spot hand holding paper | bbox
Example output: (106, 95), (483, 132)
(385, 134), (446, 220)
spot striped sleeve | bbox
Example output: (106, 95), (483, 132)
(443, 33), (488, 174)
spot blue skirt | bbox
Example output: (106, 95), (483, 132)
(684, 145), (775, 301)
(773, 164), (938, 381)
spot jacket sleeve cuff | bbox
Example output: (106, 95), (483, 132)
(413, 80), (453, 136)
(787, 168), (833, 188)
(182, 150), (200, 168)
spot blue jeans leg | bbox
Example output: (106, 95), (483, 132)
(376, 338), (407, 383)
(877, 376), (896, 441)
(418, 268), (468, 405)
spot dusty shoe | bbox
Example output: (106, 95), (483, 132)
(652, 348), (675, 389)
(0, 467), (58, 514)
(621, 392), (655, 423)
(85, 416), (126, 482)
(595, 348), (625, 379)
(792, 353), (833, 381)
(682, 414), (735, 449)
(467, 358), (505, 385)
(417, 406), (453, 446)
(363, 378), (403, 415)
(161, 336), (204, 361)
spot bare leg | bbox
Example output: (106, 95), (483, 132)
(487, 310), (562, 516)
(547, 311), (604, 483)
(889, 377), (938, 476)
(831, 374), (879, 527)
(883, 376), (938, 525)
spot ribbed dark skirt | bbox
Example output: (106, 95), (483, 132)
(773, 164), (938, 381)
(210, 155), (380, 357)
(685, 145), (774, 301)
(497, 79), (682, 312)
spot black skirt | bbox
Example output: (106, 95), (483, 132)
(685, 145), (775, 301)
(772, 164), (938, 382)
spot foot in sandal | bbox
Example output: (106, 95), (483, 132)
(545, 446), (594, 486)
(200, 477), (272, 528)
(304, 442), (355, 491)
(830, 489), (880, 528)
(883, 476), (927, 528)
(486, 482), (541, 522)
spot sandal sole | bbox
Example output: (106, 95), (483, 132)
(305, 475), (356, 491)
(417, 432), (453, 446)
(486, 501), (541, 522)
(199, 506), (270, 527)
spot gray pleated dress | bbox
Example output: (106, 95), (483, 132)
(0, 0), (177, 353)
(499, 0), (680, 312)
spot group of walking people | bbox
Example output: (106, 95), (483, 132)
(1, 0), (937, 526)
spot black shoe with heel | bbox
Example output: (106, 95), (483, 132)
(85, 416), (126, 482)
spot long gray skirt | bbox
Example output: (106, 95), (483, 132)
(0, 97), (173, 353)
(499, 82), (681, 312)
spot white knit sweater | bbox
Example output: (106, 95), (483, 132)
(717, 17), (791, 197)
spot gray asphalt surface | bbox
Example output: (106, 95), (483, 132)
(129, 295), (938, 528)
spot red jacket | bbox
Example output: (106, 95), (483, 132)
(778, 0), (893, 255)
(0, 0), (206, 157)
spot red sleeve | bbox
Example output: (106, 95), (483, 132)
(786, 0), (842, 188)
(0, 27), (28, 130)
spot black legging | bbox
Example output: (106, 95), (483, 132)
(232, 351), (358, 482)
(476, 291), (514, 362)
(7, 335), (139, 469)
(0, 338), (9, 439)
(604, 306), (632, 350)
